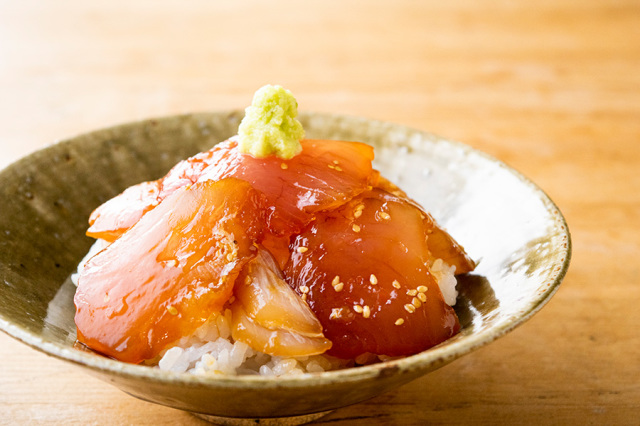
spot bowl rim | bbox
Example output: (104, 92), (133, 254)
(0, 110), (572, 389)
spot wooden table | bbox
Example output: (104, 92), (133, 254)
(1, 1), (638, 424)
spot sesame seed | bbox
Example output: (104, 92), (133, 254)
(330, 308), (342, 320)
(370, 274), (378, 285)
(354, 304), (363, 313)
(392, 280), (401, 289)
(352, 224), (361, 233)
(404, 304), (416, 313)
(302, 293), (307, 301)
(327, 164), (335, 170)
(334, 166), (343, 172)
(167, 306), (178, 316)
(333, 282), (344, 292)
(407, 289), (418, 296)
(297, 247), (308, 253)
(412, 297), (422, 308)
(332, 275), (341, 286)
(228, 295), (236, 304)
(280, 163), (288, 170)
(167, 259), (178, 267)
(418, 292), (427, 302)
(417, 285), (428, 293)
(300, 285), (310, 294)
(378, 212), (391, 221)
(103, 293), (110, 303)
(363, 305), (371, 318)
(395, 318), (405, 326)
(354, 210), (363, 218)
(333, 160), (340, 165)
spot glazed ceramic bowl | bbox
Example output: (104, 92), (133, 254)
(0, 112), (570, 422)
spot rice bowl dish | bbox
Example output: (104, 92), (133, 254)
(71, 86), (474, 376)
(0, 105), (570, 419)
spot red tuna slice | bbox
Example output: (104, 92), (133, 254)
(86, 180), (161, 242)
(86, 149), (224, 242)
(75, 178), (265, 363)
(87, 139), (376, 241)
(374, 176), (475, 274)
(197, 139), (376, 235)
(284, 188), (460, 359)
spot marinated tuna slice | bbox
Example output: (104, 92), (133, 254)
(284, 188), (461, 359)
(374, 176), (475, 274)
(230, 248), (331, 357)
(75, 178), (265, 363)
(260, 231), (292, 270)
(86, 180), (161, 242)
(198, 139), (377, 235)
(424, 223), (475, 274)
(231, 305), (331, 358)
(87, 138), (376, 240)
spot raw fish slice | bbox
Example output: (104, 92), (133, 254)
(86, 149), (221, 241)
(230, 248), (331, 357)
(230, 305), (331, 358)
(374, 176), (475, 274)
(88, 139), (376, 240)
(75, 178), (265, 363)
(235, 248), (326, 336)
(198, 139), (376, 235)
(260, 231), (292, 270)
(284, 188), (460, 359)
(424, 223), (475, 274)
(87, 181), (161, 242)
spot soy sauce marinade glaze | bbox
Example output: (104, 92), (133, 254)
(74, 85), (475, 368)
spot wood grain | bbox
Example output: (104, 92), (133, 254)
(1, 1), (638, 424)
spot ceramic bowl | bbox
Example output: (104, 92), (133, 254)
(0, 112), (570, 423)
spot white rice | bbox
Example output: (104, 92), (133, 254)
(431, 258), (458, 306)
(72, 240), (458, 376)
(152, 308), (348, 376)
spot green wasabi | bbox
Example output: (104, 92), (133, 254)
(238, 85), (305, 159)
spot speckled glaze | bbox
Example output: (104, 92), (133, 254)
(0, 112), (571, 420)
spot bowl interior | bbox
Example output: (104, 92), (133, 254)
(0, 111), (570, 418)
